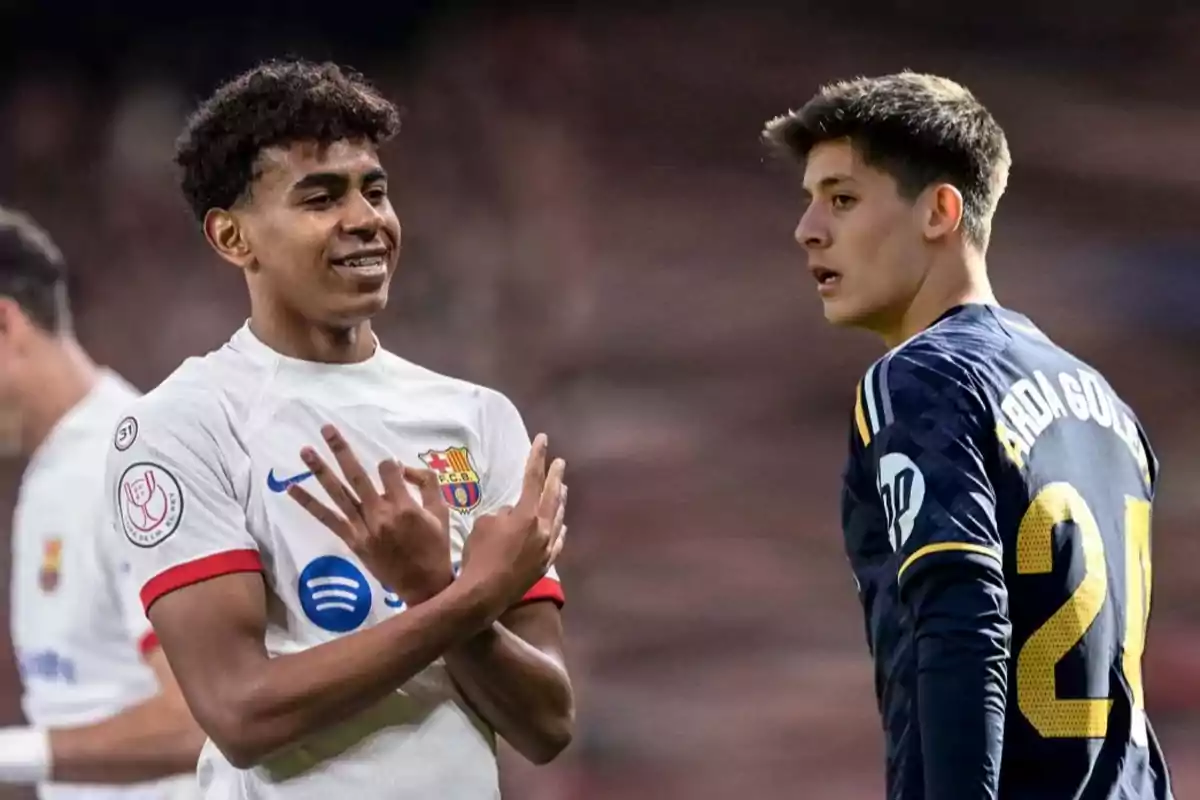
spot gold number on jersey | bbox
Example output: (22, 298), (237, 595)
(1016, 483), (1152, 741)
(1123, 498), (1151, 746)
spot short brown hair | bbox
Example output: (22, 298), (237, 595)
(764, 72), (1011, 249)
(0, 207), (69, 332)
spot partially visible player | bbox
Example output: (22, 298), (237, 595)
(764, 73), (1173, 799)
(104, 60), (572, 800)
(0, 207), (205, 799)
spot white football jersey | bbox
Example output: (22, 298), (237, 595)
(104, 324), (563, 800)
(11, 371), (195, 800)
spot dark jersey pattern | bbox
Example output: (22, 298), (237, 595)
(842, 304), (1173, 800)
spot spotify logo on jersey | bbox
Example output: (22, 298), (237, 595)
(298, 556), (372, 632)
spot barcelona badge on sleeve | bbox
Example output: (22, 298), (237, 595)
(39, 538), (62, 592)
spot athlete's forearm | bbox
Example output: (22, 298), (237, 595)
(444, 619), (573, 764)
(210, 577), (498, 768)
(48, 691), (205, 784)
(909, 566), (1009, 800)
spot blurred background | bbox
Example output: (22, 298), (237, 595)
(0, 1), (1197, 797)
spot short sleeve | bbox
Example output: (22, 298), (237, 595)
(473, 389), (564, 607)
(105, 394), (263, 615)
(864, 349), (1003, 595)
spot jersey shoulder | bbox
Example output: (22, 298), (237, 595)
(23, 372), (142, 487)
(375, 348), (523, 429)
(115, 346), (260, 452)
(853, 317), (999, 450)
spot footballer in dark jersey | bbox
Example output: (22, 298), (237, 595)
(764, 73), (1173, 800)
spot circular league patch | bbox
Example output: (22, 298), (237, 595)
(117, 462), (183, 548)
(113, 416), (139, 451)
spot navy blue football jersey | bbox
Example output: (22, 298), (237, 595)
(843, 304), (1172, 800)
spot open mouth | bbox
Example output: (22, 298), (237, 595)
(812, 266), (841, 288)
(331, 252), (389, 280)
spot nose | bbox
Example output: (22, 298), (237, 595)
(794, 204), (831, 251)
(341, 192), (384, 240)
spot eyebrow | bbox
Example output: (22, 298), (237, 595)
(291, 167), (388, 192)
(802, 174), (854, 197)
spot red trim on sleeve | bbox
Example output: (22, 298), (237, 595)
(140, 549), (263, 613)
(138, 631), (161, 657)
(519, 577), (564, 607)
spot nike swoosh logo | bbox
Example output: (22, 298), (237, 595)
(267, 469), (314, 493)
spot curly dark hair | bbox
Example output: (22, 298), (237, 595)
(175, 59), (402, 222)
(764, 72), (1010, 250)
(0, 206), (69, 333)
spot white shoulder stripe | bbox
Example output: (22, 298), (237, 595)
(877, 355), (895, 428)
(866, 309), (970, 433)
(863, 361), (882, 435)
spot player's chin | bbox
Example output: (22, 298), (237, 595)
(0, 430), (22, 457)
(0, 407), (23, 456)
(820, 296), (872, 328)
(327, 284), (390, 322)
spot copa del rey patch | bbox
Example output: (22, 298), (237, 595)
(419, 447), (482, 511)
(117, 463), (183, 547)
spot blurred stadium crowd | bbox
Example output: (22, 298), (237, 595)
(0, 3), (1197, 798)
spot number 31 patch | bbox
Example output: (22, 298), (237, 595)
(114, 416), (138, 451)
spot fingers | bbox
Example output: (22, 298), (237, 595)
(377, 459), (412, 503)
(322, 425), (380, 507)
(548, 524), (567, 565)
(536, 457), (567, 521)
(403, 466), (446, 513)
(301, 446), (364, 522)
(287, 483), (352, 540)
(550, 497), (566, 537)
(540, 472), (567, 570)
(517, 434), (549, 513)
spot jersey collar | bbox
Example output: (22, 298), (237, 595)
(229, 322), (385, 375)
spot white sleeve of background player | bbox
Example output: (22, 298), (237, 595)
(117, 561), (161, 658)
(87, 491), (160, 658)
(105, 396), (262, 617)
(475, 389), (564, 607)
(102, 504), (161, 658)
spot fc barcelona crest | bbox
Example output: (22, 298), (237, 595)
(39, 538), (62, 593)
(419, 447), (483, 512)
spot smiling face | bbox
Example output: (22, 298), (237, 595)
(205, 137), (402, 331)
(795, 139), (934, 332)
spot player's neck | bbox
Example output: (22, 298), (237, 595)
(19, 335), (99, 456)
(248, 308), (377, 365)
(880, 252), (995, 349)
